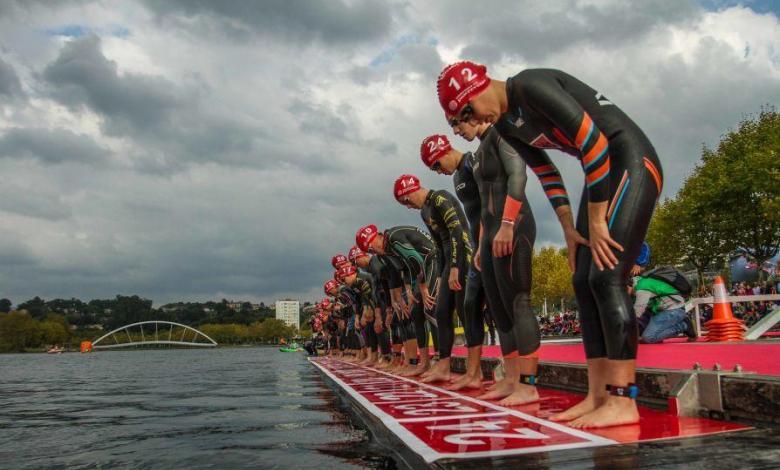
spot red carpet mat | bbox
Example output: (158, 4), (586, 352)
(310, 358), (750, 464)
(451, 341), (780, 376)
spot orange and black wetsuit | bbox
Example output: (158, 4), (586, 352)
(495, 68), (663, 360)
(420, 189), (472, 359)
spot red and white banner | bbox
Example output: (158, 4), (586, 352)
(310, 358), (616, 463)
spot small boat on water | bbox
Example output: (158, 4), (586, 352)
(46, 346), (63, 354)
(279, 342), (303, 352)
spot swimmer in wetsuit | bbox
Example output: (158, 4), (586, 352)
(420, 133), (487, 391)
(349, 245), (403, 370)
(393, 174), (472, 384)
(438, 62), (663, 428)
(423, 130), (542, 406)
(329, 271), (363, 362)
(357, 224), (439, 377)
(339, 264), (382, 365)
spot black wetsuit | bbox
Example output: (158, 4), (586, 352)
(420, 189), (472, 359)
(384, 225), (439, 351)
(336, 285), (361, 350)
(367, 254), (405, 350)
(454, 151), (487, 348)
(496, 69), (663, 360)
(474, 126), (538, 356)
(352, 271), (384, 353)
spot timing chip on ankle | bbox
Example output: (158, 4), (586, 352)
(409, 358), (419, 365)
(519, 374), (537, 386)
(606, 383), (639, 399)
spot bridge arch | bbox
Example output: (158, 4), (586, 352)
(91, 321), (217, 349)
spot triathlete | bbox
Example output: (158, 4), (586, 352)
(349, 245), (403, 369)
(437, 62), (663, 428)
(393, 174), (471, 384)
(357, 224), (438, 376)
(420, 133), (485, 391)
(323, 281), (342, 355)
(424, 127), (542, 405)
(338, 264), (383, 365)
(332, 253), (350, 270)
(329, 270), (363, 362)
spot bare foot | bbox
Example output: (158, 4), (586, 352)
(498, 384), (540, 406)
(402, 364), (429, 377)
(477, 378), (515, 401)
(421, 369), (451, 383)
(568, 396), (639, 429)
(550, 394), (604, 422)
(446, 374), (482, 391)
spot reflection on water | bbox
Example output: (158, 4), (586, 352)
(0, 348), (395, 469)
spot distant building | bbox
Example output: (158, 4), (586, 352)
(275, 300), (300, 329)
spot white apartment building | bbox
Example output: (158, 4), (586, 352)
(275, 300), (300, 329)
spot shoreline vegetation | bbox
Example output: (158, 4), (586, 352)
(0, 297), (314, 353)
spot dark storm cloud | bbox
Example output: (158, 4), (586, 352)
(0, 237), (37, 268)
(0, 127), (109, 165)
(42, 35), (182, 135)
(40, 35), (333, 175)
(142, 0), (394, 45)
(0, 185), (72, 221)
(0, 58), (23, 97)
(432, 0), (702, 63)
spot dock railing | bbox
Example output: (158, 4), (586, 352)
(687, 294), (780, 339)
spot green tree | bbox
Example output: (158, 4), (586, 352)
(258, 318), (292, 342)
(0, 311), (41, 351)
(0, 298), (11, 313)
(17, 297), (49, 320)
(531, 246), (574, 311)
(704, 107), (780, 280)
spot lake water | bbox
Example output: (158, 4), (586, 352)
(0, 347), (395, 469)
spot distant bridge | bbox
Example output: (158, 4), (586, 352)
(91, 321), (217, 349)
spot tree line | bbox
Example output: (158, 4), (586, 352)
(0, 296), (313, 331)
(646, 107), (780, 287)
(0, 296), (314, 352)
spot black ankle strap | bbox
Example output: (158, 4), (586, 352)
(606, 383), (638, 399)
(409, 358), (419, 365)
(519, 374), (537, 386)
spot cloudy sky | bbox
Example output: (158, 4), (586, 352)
(0, 0), (778, 306)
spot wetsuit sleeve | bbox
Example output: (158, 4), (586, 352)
(496, 136), (528, 223)
(390, 241), (423, 285)
(361, 278), (376, 310)
(436, 193), (467, 265)
(383, 256), (404, 289)
(517, 74), (611, 202)
(455, 168), (481, 244)
(506, 137), (570, 210)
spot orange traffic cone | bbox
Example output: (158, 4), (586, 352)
(704, 276), (745, 342)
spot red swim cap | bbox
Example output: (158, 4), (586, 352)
(420, 134), (452, 167)
(356, 224), (378, 252)
(321, 298), (331, 309)
(338, 264), (357, 279)
(348, 245), (367, 263)
(331, 254), (348, 269)
(436, 61), (489, 115)
(394, 174), (421, 200)
(324, 279), (337, 294)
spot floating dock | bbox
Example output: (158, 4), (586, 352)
(309, 355), (766, 467)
